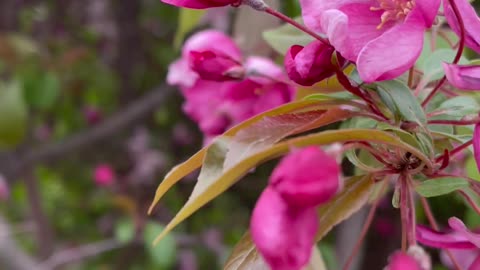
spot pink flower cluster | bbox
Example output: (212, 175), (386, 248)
(167, 30), (294, 140)
(250, 147), (341, 270)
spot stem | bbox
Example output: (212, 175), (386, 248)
(342, 180), (387, 270)
(263, 8), (330, 46)
(407, 176), (417, 246)
(400, 175), (408, 251)
(459, 190), (480, 216)
(428, 117), (480, 125)
(421, 0), (466, 108)
(408, 67), (414, 89)
(25, 170), (54, 258)
(420, 197), (463, 270)
(434, 139), (472, 163)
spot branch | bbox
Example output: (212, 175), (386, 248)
(0, 84), (175, 182)
(40, 239), (123, 269)
(0, 216), (45, 270)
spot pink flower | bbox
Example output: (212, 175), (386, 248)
(167, 30), (242, 88)
(93, 164), (116, 186)
(417, 217), (480, 269)
(250, 147), (341, 270)
(167, 30), (294, 138)
(161, 0), (240, 9)
(474, 124), (480, 174)
(443, 63), (480, 90)
(270, 146), (341, 208)
(444, 0), (480, 54)
(250, 187), (318, 270)
(189, 51), (245, 81)
(299, 0), (440, 82)
(284, 41), (337, 86)
(385, 252), (422, 270)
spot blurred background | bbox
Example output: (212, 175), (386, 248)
(0, 1), (479, 270)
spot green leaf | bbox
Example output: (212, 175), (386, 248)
(0, 80), (27, 148)
(115, 219), (135, 244)
(415, 177), (469, 197)
(263, 18), (314, 55)
(152, 129), (431, 244)
(376, 80), (427, 124)
(174, 9), (205, 48)
(23, 72), (60, 110)
(433, 96), (479, 118)
(466, 156), (480, 181)
(420, 49), (469, 83)
(143, 222), (176, 267)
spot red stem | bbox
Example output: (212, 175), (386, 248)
(428, 117), (480, 125)
(459, 190), (480, 216)
(263, 8), (330, 46)
(421, 0), (466, 108)
(435, 139), (472, 163)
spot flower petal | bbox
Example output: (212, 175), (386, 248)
(443, 63), (480, 90)
(415, 0), (441, 27)
(386, 252), (421, 270)
(449, 217), (480, 248)
(416, 225), (477, 249)
(250, 187), (318, 270)
(444, 0), (480, 54)
(270, 146), (341, 208)
(357, 11), (425, 82)
(182, 30), (242, 60)
(166, 58), (199, 88)
(474, 124), (480, 174)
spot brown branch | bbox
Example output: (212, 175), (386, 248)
(0, 84), (174, 182)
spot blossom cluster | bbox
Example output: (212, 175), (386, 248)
(157, 0), (480, 269)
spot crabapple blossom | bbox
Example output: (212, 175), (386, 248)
(385, 252), (422, 270)
(93, 164), (116, 186)
(443, 64), (480, 90)
(284, 41), (338, 86)
(251, 147), (341, 270)
(444, 0), (480, 54)
(299, 0), (440, 82)
(161, 0), (240, 9)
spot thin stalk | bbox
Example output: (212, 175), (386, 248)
(435, 139), (472, 163)
(459, 190), (480, 216)
(342, 180), (388, 270)
(263, 8), (329, 46)
(422, 0), (466, 107)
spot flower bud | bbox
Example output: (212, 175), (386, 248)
(94, 164), (116, 187)
(250, 187), (318, 270)
(190, 51), (245, 82)
(285, 41), (337, 86)
(270, 146), (341, 208)
(443, 63), (480, 90)
(386, 251), (422, 270)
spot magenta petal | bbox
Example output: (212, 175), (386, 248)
(167, 58), (199, 88)
(416, 225), (477, 249)
(449, 217), (480, 248)
(444, 0), (480, 54)
(474, 124), (480, 174)
(250, 187), (318, 270)
(161, 0), (235, 9)
(469, 254), (480, 270)
(443, 63), (480, 90)
(386, 252), (421, 270)
(357, 11), (425, 82)
(415, 0), (441, 27)
(270, 147), (341, 208)
(182, 30), (242, 61)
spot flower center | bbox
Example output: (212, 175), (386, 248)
(371, 0), (415, 29)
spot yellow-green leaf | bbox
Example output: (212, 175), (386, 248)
(223, 233), (326, 270)
(148, 100), (329, 214)
(316, 174), (375, 240)
(152, 129), (432, 244)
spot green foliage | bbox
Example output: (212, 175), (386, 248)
(263, 18), (314, 55)
(143, 222), (177, 268)
(0, 80), (27, 147)
(415, 177), (470, 197)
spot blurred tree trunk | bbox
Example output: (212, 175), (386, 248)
(113, 0), (143, 104)
(0, 0), (19, 32)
